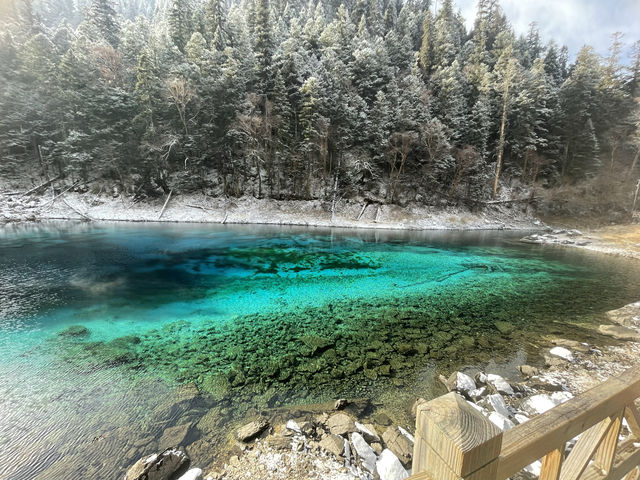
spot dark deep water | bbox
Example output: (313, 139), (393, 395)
(1, 222), (639, 479)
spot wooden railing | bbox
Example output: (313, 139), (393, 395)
(410, 365), (640, 480)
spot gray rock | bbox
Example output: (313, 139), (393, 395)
(468, 387), (487, 401)
(486, 374), (515, 396)
(286, 420), (302, 434)
(319, 434), (345, 458)
(518, 365), (539, 378)
(382, 426), (413, 468)
(376, 448), (409, 480)
(334, 398), (348, 410)
(598, 324), (640, 341)
(236, 420), (269, 442)
(351, 432), (377, 473)
(355, 422), (380, 443)
(177, 468), (203, 480)
(488, 412), (515, 431)
(549, 346), (574, 361)
(606, 302), (640, 328)
(125, 447), (189, 480)
(326, 413), (356, 436)
(484, 394), (512, 419)
(440, 371), (476, 396)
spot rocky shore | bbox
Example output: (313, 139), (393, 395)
(123, 300), (640, 480)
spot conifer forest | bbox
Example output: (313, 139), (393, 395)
(1, 0), (639, 210)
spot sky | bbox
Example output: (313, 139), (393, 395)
(452, 0), (640, 63)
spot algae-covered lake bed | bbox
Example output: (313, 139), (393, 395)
(1, 222), (639, 479)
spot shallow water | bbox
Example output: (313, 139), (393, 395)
(1, 222), (639, 479)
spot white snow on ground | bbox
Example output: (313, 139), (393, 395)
(1, 191), (543, 231)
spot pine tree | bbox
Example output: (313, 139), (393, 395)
(168, 0), (194, 53)
(86, 0), (120, 48)
(418, 8), (434, 75)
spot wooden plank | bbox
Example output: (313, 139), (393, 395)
(416, 392), (502, 477)
(413, 431), (428, 473)
(581, 438), (640, 480)
(540, 446), (565, 480)
(594, 411), (624, 474)
(415, 441), (499, 480)
(559, 417), (613, 480)
(497, 366), (640, 479)
(624, 404), (640, 438)
(623, 467), (639, 480)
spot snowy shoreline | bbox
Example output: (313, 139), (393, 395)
(1, 191), (544, 231)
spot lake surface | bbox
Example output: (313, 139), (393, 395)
(1, 222), (639, 479)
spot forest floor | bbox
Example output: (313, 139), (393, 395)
(0, 190), (543, 230)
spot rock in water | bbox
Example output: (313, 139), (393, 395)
(236, 420), (269, 442)
(484, 394), (512, 419)
(350, 432), (377, 473)
(376, 449), (409, 480)
(606, 302), (640, 328)
(382, 426), (413, 467)
(598, 324), (640, 341)
(326, 413), (356, 436)
(548, 347), (574, 362)
(125, 447), (189, 480)
(494, 321), (515, 335)
(318, 434), (346, 458)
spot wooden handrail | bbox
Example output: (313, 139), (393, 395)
(410, 365), (640, 480)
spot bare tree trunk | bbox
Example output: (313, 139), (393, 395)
(493, 81), (510, 198)
(629, 149), (640, 176)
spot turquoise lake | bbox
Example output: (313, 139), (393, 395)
(1, 222), (640, 479)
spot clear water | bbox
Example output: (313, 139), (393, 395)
(1, 222), (639, 479)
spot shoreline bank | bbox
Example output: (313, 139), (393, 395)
(1, 191), (543, 231)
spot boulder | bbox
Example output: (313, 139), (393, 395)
(518, 365), (539, 378)
(125, 448), (189, 480)
(326, 413), (356, 436)
(236, 420), (269, 442)
(374, 413), (393, 427)
(334, 398), (348, 410)
(318, 434), (345, 458)
(382, 426), (413, 468)
(355, 422), (380, 443)
(486, 374), (515, 396)
(177, 468), (203, 480)
(598, 324), (640, 341)
(484, 394), (512, 419)
(468, 387), (487, 401)
(527, 377), (565, 392)
(266, 434), (292, 451)
(376, 449), (409, 480)
(606, 302), (640, 328)
(549, 347), (574, 362)
(351, 432), (377, 473)
(439, 371), (476, 396)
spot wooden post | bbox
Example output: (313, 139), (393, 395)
(412, 393), (503, 480)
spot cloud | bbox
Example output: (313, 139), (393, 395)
(452, 0), (640, 62)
